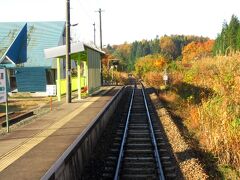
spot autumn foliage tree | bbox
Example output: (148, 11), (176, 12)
(135, 54), (167, 78)
(182, 40), (214, 63)
(160, 36), (177, 59)
(101, 54), (115, 82)
(111, 42), (131, 70)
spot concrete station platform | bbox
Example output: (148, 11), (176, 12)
(0, 86), (122, 179)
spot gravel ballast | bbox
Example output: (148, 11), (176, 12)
(149, 91), (208, 179)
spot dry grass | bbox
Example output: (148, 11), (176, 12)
(146, 54), (240, 178)
(0, 97), (49, 117)
(186, 55), (240, 171)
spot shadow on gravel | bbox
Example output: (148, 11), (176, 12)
(146, 87), (185, 180)
(159, 94), (223, 179)
(172, 82), (215, 105)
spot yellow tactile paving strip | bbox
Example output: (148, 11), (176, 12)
(0, 96), (100, 172)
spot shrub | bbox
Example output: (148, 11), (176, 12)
(163, 53), (240, 177)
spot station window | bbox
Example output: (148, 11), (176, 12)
(46, 69), (56, 85)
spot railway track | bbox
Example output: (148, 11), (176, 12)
(101, 84), (176, 179)
(82, 83), (177, 179)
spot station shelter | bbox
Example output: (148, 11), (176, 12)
(44, 42), (105, 101)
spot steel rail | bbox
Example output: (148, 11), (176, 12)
(114, 85), (135, 180)
(141, 84), (165, 180)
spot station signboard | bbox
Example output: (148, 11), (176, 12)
(46, 85), (56, 96)
(0, 69), (6, 103)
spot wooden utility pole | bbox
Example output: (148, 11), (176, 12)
(96, 8), (104, 49)
(96, 8), (104, 85)
(66, 0), (71, 103)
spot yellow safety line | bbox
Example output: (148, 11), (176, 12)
(0, 96), (100, 172)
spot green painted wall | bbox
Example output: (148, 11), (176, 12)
(59, 76), (86, 95)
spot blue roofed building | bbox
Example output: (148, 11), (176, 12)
(0, 21), (65, 93)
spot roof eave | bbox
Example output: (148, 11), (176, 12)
(83, 43), (105, 55)
(44, 42), (105, 59)
(44, 42), (85, 59)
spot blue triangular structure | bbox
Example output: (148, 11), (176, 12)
(5, 23), (27, 64)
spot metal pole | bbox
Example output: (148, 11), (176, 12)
(4, 68), (9, 133)
(93, 22), (96, 45)
(99, 8), (103, 49)
(66, 0), (71, 103)
(99, 9), (103, 85)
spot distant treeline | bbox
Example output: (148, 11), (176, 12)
(105, 35), (209, 71)
(213, 15), (240, 55)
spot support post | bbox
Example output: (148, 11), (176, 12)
(57, 58), (61, 101)
(85, 61), (89, 94)
(77, 59), (81, 100)
(66, 0), (71, 103)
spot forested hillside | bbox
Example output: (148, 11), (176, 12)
(104, 35), (210, 71)
(214, 15), (240, 55)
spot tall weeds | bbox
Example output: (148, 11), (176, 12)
(148, 54), (240, 175)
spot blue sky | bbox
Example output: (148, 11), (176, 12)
(1, 0), (240, 45)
